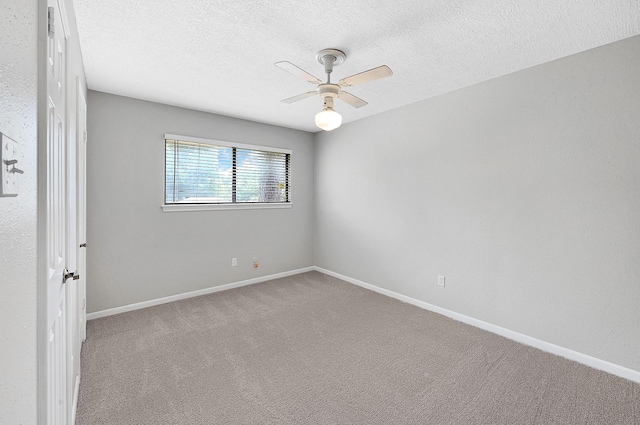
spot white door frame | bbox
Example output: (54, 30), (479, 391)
(76, 81), (87, 344)
(68, 77), (87, 424)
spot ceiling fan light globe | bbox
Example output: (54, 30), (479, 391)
(315, 109), (342, 131)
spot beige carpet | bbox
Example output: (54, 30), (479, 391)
(76, 271), (639, 424)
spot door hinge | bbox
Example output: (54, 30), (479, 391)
(48, 7), (55, 37)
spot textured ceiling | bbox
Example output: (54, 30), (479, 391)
(73, 0), (640, 133)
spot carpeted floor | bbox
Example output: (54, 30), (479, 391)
(76, 271), (640, 424)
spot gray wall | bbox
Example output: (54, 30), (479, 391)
(86, 92), (315, 313)
(0, 2), (38, 423)
(315, 36), (640, 371)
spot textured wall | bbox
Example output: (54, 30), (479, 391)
(315, 36), (640, 371)
(0, 1), (39, 423)
(0, 0), (86, 421)
(86, 92), (315, 313)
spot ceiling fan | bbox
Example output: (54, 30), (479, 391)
(275, 48), (393, 131)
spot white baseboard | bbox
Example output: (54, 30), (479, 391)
(87, 267), (315, 320)
(314, 267), (640, 384)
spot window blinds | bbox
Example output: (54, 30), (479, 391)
(165, 138), (290, 204)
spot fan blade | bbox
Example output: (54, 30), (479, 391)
(281, 91), (317, 103)
(339, 65), (393, 87)
(275, 61), (323, 85)
(339, 91), (368, 108)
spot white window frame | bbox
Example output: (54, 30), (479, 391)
(162, 133), (293, 212)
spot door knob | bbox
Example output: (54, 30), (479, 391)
(63, 269), (80, 283)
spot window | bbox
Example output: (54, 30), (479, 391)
(163, 134), (291, 211)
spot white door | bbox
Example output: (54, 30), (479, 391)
(46, 1), (70, 423)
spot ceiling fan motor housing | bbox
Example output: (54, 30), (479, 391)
(317, 83), (340, 99)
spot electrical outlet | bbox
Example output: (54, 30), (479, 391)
(438, 275), (445, 287)
(231, 258), (237, 267)
(253, 257), (259, 268)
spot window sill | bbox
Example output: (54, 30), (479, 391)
(162, 203), (292, 212)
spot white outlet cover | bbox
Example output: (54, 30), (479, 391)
(1, 133), (19, 197)
(438, 275), (445, 287)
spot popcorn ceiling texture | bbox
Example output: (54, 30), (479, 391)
(72, 0), (640, 132)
